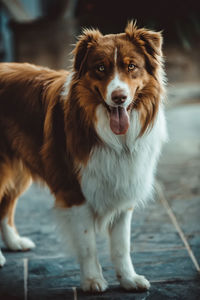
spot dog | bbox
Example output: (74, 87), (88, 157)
(0, 21), (167, 292)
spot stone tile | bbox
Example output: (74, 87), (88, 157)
(157, 104), (200, 268)
(27, 248), (198, 298)
(191, 247), (200, 268)
(149, 280), (200, 300)
(28, 257), (78, 299)
(130, 198), (184, 252)
(0, 259), (24, 299)
(131, 230), (184, 252)
(103, 249), (198, 285)
(28, 288), (74, 300)
(132, 250), (198, 282)
(161, 104), (200, 162)
(77, 280), (200, 300)
(167, 196), (200, 235)
(11, 250), (198, 300)
(158, 170), (200, 264)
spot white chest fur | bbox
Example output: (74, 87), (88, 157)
(80, 105), (167, 218)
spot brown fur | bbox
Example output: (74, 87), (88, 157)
(0, 63), (85, 223)
(0, 22), (164, 233)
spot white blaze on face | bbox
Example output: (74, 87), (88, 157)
(104, 48), (132, 135)
(114, 47), (117, 64)
(106, 73), (132, 107)
(105, 48), (132, 108)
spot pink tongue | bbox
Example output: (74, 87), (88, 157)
(109, 106), (130, 135)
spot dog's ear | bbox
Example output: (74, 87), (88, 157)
(73, 29), (102, 77)
(125, 20), (163, 57)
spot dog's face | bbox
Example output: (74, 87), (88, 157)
(73, 21), (163, 135)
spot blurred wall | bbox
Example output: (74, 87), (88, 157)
(0, 0), (200, 82)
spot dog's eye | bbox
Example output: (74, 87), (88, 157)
(128, 63), (136, 71)
(97, 65), (105, 72)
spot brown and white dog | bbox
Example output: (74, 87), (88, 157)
(0, 22), (167, 292)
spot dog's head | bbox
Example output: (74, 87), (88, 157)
(72, 21), (164, 136)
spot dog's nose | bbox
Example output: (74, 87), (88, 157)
(111, 89), (127, 105)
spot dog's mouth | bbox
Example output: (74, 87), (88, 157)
(95, 86), (130, 135)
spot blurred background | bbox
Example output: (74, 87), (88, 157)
(0, 0), (200, 85)
(0, 2), (200, 298)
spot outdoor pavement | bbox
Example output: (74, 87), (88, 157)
(0, 85), (200, 299)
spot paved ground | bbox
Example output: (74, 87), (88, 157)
(0, 88), (200, 299)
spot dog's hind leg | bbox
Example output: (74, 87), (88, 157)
(0, 163), (35, 252)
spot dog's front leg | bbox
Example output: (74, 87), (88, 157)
(57, 204), (107, 292)
(109, 209), (150, 291)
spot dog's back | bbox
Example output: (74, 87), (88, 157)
(0, 62), (68, 175)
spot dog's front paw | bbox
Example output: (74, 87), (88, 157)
(119, 274), (150, 291)
(6, 236), (35, 251)
(81, 277), (108, 292)
(0, 252), (6, 267)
